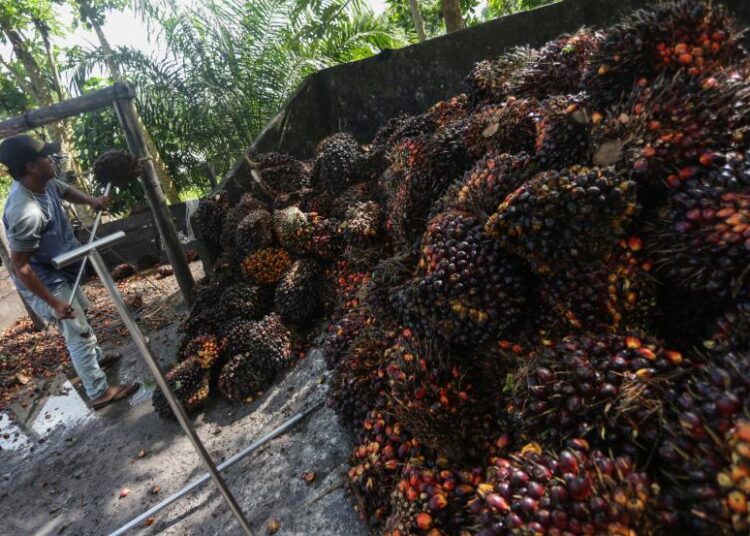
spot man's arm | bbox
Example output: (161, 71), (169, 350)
(62, 185), (111, 211)
(10, 250), (74, 320)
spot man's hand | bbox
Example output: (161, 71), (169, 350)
(52, 299), (75, 320)
(90, 195), (112, 212)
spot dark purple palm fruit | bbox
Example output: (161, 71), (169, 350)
(385, 333), (498, 463)
(327, 323), (397, 428)
(534, 93), (593, 171)
(537, 236), (656, 337)
(256, 152), (311, 192)
(152, 356), (211, 419)
(273, 259), (321, 325)
(311, 132), (366, 195)
(92, 149), (143, 189)
(512, 332), (687, 459)
(583, 0), (746, 109)
(394, 211), (528, 347)
(511, 28), (604, 99)
(463, 98), (538, 160)
(485, 166), (637, 273)
(386, 458), (482, 535)
(219, 194), (268, 253)
(592, 69), (750, 186)
(194, 190), (229, 249)
(658, 350), (750, 532)
(435, 152), (533, 220)
(469, 440), (666, 534)
(347, 398), (426, 528)
(464, 46), (533, 108)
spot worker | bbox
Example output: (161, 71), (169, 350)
(0, 135), (139, 410)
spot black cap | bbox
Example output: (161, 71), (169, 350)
(0, 135), (61, 178)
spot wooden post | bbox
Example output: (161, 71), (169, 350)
(0, 225), (45, 330)
(112, 85), (194, 305)
(0, 84), (126, 138)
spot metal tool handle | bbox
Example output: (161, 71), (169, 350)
(67, 182), (112, 305)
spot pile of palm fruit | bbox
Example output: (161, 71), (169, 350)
(156, 0), (750, 532)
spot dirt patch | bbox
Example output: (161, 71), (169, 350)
(0, 318), (365, 535)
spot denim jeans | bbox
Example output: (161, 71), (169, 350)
(19, 282), (108, 400)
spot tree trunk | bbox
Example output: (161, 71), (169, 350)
(441, 0), (465, 33)
(408, 0), (428, 41)
(92, 20), (181, 204)
(0, 226), (44, 331)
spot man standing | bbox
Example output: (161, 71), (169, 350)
(0, 135), (139, 409)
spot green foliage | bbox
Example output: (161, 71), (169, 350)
(0, 0), (554, 216)
(484, 0), (556, 19)
(384, 0), (481, 39)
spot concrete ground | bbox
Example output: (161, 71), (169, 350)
(0, 318), (366, 535)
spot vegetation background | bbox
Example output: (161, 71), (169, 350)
(0, 0), (552, 216)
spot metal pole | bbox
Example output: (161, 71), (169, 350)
(67, 182), (112, 306)
(108, 402), (323, 536)
(85, 248), (253, 536)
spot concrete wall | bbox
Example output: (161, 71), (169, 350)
(248, 0), (750, 160)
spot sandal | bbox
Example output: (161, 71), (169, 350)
(92, 383), (140, 410)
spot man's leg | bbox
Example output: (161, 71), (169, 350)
(21, 284), (108, 400)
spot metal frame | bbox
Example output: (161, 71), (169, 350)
(109, 402), (322, 536)
(53, 233), (253, 535)
(0, 82), (195, 305)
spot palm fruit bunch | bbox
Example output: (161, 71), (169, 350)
(194, 190), (229, 246)
(179, 334), (225, 369)
(256, 152), (311, 192)
(658, 350), (750, 532)
(463, 99), (537, 159)
(601, 70), (750, 181)
(485, 166), (637, 272)
(152, 356), (211, 419)
(339, 201), (383, 249)
(221, 313), (291, 378)
(220, 283), (273, 322)
(365, 113), (437, 180)
(647, 175), (750, 300)
(385, 334), (498, 463)
(92, 149), (143, 189)
(470, 440), (665, 535)
(705, 287), (750, 354)
(311, 132), (366, 195)
(111, 263), (136, 281)
(321, 310), (372, 368)
(534, 94), (592, 172)
(234, 209), (274, 258)
(180, 279), (226, 336)
(385, 459), (482, 536)
(364, 253), (418, 319)
(327, 323), (396, 427)
(386, 124), (476, 249)
(240, 247), (291, 285)
(220, 194), (267, 253)
(537, 236), (656, 335)
(273, 259), (320, 324)
(464, 47), (533, 108)
(347, 400), (426, 526)
(512, 333), (686, 458)
(426, 95), (469, 127)
(510, 28), (603, 100)
(217, 351), (270, 401)
(437, 152), (533, 218)
(272, 206), (311, 255)
(583, 0), (746, 108)
(395, 211), (528, 346)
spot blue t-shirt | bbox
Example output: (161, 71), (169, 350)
(2, 179), (81, 290)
